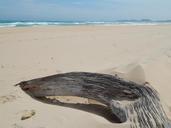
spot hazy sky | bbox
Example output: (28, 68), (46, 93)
(0, 0), (171, 21)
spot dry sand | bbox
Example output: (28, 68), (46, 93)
(0, 25), (171, 128)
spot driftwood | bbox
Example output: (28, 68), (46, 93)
(16, 72), (171, 128)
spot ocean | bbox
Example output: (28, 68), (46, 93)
(0, 20), (171, 27)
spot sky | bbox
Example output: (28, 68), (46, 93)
(0, 0), (171, 21)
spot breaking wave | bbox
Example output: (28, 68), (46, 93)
(0, 20), (171, 27)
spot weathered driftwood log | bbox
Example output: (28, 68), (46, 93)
(16, 72), (171, 128)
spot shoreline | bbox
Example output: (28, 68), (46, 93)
(0, 23), (171, 30)
(1, 22), (171, 28)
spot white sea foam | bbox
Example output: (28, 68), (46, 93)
(0, 21), (171, 27)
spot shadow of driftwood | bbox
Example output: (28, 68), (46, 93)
(36, 97), (122, 123)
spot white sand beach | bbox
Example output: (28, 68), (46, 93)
(0, 25), (171, 128)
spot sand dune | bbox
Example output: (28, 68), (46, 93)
(0, 25), (171, 128)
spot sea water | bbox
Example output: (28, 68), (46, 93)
(0, 20), (171, 27)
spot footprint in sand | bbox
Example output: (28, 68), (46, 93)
(12, 124), (23, 128)
(12, 124), (45, 128)
(0, 95), (16, 104)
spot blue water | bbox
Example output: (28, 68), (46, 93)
(0, 20), (171, 27)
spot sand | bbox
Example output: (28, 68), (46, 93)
(0, 25), (171, 128)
